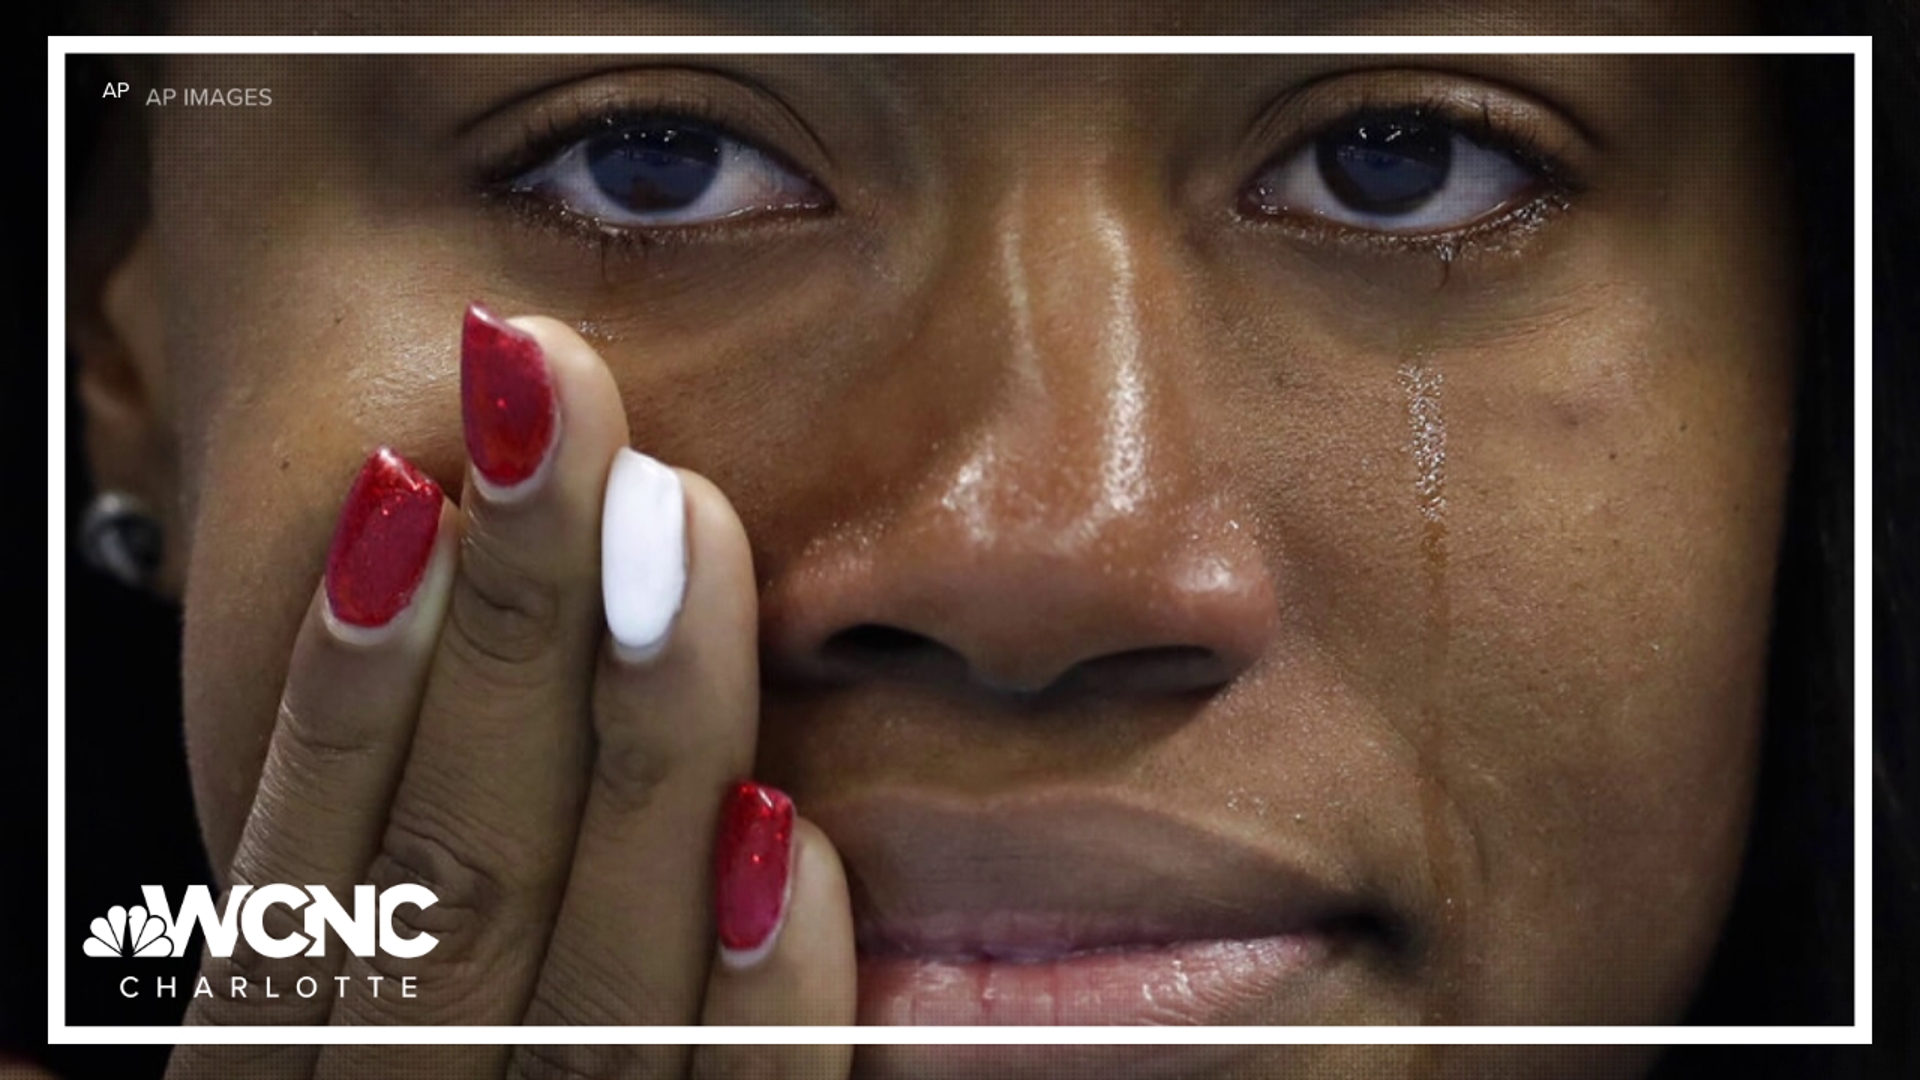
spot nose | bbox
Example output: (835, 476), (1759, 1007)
(760, 183), (1278, 698)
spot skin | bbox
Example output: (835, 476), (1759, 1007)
(72, 2), (1799, 1077)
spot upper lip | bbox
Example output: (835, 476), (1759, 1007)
(810, 791), (1377, 963)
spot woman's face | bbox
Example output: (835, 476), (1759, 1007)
(100, 2), (1798, 1074)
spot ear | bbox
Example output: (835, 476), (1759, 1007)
(70, 64), (188, 600)
(72, 224), (186, 600)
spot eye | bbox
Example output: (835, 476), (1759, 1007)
(1246, 112), (1541, 235)
(507, 117), (827, 229)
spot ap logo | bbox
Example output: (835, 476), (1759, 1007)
(83, 904), (172, 957)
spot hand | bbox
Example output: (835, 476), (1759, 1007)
(165, 305), (856, 1078)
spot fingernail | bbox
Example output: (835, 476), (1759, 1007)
(602, 448), (687, 663)
(325, 448), (442, 637)
(714, 780), (795, 970)
(462, 301), (557, 497)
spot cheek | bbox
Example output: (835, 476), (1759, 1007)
(1424, 290), (1791, 1019)
(166, 235), (472, 878)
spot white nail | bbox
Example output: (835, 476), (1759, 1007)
(602, 448), (687, 663)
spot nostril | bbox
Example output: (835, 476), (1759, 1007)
(1058, 645), (1229, 697)
(828, 624), (931, 656)
(816, 626), (1229, 699)
(820, 624), (969, 683)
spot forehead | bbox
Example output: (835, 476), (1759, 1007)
(169, 0), (1753, 35)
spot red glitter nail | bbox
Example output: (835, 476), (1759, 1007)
(325, 448), (442, 628)
(713, 780), (795, 962)
(461, 302), (555, 489)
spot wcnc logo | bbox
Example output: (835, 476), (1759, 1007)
(85, 885), (442, 1002)
(83, 884), (439, 959)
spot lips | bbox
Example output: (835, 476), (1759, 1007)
(810, 793), (1382, 1026)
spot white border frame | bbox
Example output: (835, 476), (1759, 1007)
(48, 34), (1873, 1046)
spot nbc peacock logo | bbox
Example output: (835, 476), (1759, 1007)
(83, 904), (173, 957)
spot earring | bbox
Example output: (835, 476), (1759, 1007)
(79, 491), (163, 591)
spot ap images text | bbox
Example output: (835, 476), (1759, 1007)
(101, 82), (271, 106)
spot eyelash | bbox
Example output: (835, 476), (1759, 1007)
(1242, 94), (1587, 253)
(477, 92), (832, 259)
(477, 89), (1586, 262)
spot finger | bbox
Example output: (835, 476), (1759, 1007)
(692, 814), (856, 1078)
(508, 468), (757, 1072)
(319, 307), (627, 1074)
(169, 450), (455, 1079)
